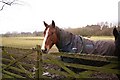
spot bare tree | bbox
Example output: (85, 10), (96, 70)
(0, 0), (21, 11)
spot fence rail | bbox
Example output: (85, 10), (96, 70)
(1, 46), (36, 79)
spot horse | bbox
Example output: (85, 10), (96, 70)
(41, 20), (116, 73)
(41, 20), (115, 55)
(113, 27), (120, 57)
(113, 27), (120, 79)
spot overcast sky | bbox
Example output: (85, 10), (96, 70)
(0, 0), (119, 34)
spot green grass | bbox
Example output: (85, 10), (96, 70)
(90, 36), (114, 41)
(1, 36), (114, 52)
(1, 37), (42, 49)
(1, 37), (58, 52)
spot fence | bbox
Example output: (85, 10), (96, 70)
(1, 46), (36, 79)
(37, 46), (120, 79)
(41, 52), (120, 78)
(1, 45), (120, 79)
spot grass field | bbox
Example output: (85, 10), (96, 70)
(2, 37), (42, 48)
(1, 36), (115, 52)
(90, 36), (114, 41)
(1, 37), (58, 52)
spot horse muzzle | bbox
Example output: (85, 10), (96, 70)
(41, 48), (49, 54)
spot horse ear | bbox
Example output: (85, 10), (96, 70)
(113, 27), (119, 40)
(43, 21), (48, 27)
(52, 20), (55, 28)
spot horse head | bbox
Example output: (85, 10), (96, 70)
(41, 20), (59, 53)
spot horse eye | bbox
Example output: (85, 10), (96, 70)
(51, 32), (54, 35)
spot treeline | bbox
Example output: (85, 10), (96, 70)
(2, 31), (43, 37)
(2, 23), (117, 37)
(65, 24), (115, 36)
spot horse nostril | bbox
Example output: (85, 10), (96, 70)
(41, 50), (44, 52)
(42, 49), (47, 53)
(42, 50), (45, 52)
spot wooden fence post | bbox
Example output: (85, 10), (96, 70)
(35, 45), (42, 79)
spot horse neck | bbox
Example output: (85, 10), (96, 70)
(55, 27), (73, 50)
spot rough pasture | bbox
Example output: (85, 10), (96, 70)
(1, 36), (114, 49)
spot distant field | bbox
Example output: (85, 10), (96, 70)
(1, 36), (114, 52)
(1, 37), (58, 52)
(90, 36), (114, 41)
(2, 37), (42, 48)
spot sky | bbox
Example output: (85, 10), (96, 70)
(0, 0), (119, 34)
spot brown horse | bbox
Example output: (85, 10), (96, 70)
(41, 20), (115, 56)
(41, 20), (117, 73)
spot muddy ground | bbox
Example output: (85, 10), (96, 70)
(2, 47), (119, 80)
